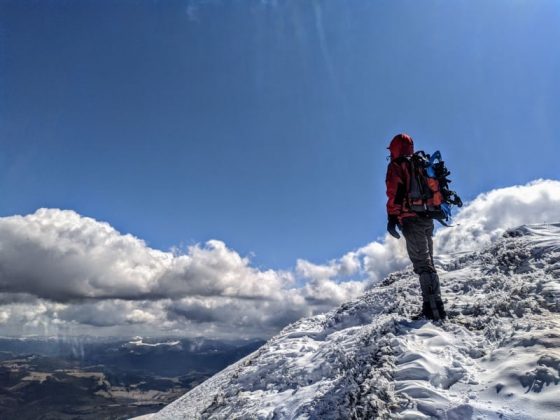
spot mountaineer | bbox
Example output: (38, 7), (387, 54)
(385, 133), (446, 321)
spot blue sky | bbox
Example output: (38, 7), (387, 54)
(1, 0), (559, 270)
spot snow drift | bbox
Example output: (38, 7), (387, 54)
(138, 223), (560, 419)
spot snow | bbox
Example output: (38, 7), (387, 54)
(125, 338), (181, 348)
(136, 223), (560, 419)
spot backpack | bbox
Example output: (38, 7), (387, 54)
(406, 150), (463, 224)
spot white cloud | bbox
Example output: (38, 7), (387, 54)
(0, 209), (168, 301)
(0, 180), (558, 338)
(435, 179), (560, 254)
(295, 259), (340, 280)
(0, 209), (293, 302)
(0, 209), (359, 337)
(126, 309), (158, 324)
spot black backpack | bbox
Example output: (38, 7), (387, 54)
(406, 150), (463, 224)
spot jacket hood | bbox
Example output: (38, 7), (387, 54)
(388, 133), (414, 160)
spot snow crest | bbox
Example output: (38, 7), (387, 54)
(141, 224), (560, 419)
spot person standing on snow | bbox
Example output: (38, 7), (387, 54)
(385, 133), (446, 321)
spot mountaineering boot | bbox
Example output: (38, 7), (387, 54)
(419, 272), (440, 320)
(411, 302), (433, 320)
(427, 294), (440, 321)
(435, 297), (446, 320)
(431, 273), (446, 320)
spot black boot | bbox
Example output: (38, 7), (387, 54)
(435, 298), (446, 320)
(422, 301), (433, 319)
(419, 272), (441, 320)
(427, 294), (441, 320)
(411, 302), (432, 320)
(430, 273), (445, 321)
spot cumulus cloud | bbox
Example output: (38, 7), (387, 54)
(0, 209), (361, 337)
(0, 180), (558, 338)
(0, 209), (168, 301)
(166, 294), (313, 337)
(435, 179), (560, 254)
(0, 209), (294, 302)
(57, 300), (164, 328)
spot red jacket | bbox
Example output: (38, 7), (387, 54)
(385, 134), (417, 222)
(386, 160), (417, 222)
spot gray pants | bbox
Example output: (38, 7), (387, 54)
(401, 217), (445, 319)
(401, 216), (435, 275)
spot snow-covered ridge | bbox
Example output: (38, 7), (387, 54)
(141, 223), (560, 419)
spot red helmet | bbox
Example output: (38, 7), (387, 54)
(387, 133), (414, 160)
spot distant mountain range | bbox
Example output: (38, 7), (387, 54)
(0, 336), (264, 419)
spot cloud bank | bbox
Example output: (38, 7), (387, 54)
(0, 179), (558, 338)
(0, 210), (362, 338)
(434, 179), (560, 254)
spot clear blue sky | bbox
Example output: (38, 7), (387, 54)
(1, 0), (558, 269)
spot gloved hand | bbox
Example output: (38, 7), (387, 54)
(387, 215), (401, 239)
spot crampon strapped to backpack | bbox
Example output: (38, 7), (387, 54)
(407, 150), (463, 225)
